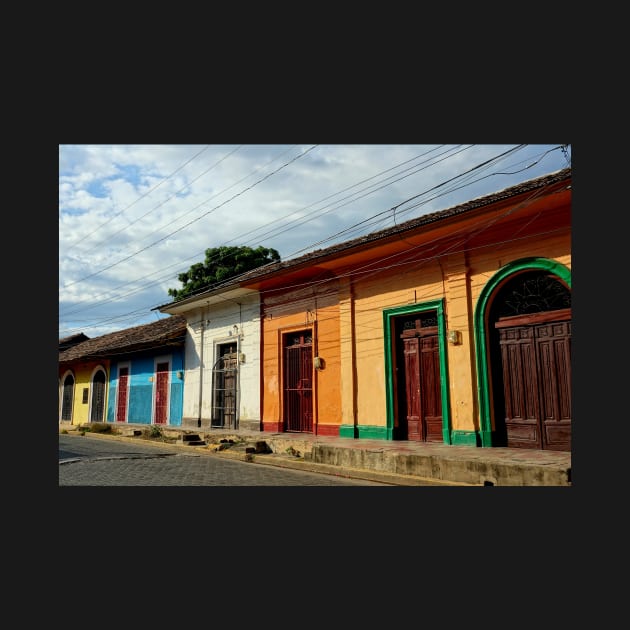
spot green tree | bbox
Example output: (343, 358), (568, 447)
(167, 245), (280, 301)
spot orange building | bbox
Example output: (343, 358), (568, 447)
(240, 168), (571, 451)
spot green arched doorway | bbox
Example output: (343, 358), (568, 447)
(475, 258), (571, 450)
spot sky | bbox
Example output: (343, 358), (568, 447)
(59, 144), (571, 338)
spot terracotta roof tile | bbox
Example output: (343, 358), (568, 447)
(236, 167), (572, 278)
(157, 167), (571, 306)
(59, 315), (187, 363)
(59, 333), (90, 350)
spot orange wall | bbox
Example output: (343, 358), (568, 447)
(259, 186), (571, 438)
(261, 284), (341, 433)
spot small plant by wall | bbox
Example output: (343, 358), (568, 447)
(148, 425), (163, 439)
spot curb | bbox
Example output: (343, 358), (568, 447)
(211, 449), (481, 486)
(60, 431), (479, 486)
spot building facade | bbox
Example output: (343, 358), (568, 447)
(231, 167), (572, 450)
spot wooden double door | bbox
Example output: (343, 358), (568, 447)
(397, 318), (443, 442)
(496, 309), (571, 451)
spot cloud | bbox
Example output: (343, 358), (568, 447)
(59, 144), (570, 337)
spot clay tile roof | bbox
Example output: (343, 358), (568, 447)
(59, 315), (187, 363)
(222, 167), (572, 283)
(59, 332), (90, 351)
(155, 167), (571, 308)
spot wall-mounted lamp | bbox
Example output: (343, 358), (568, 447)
(239, 353), (246, 364)
(314, 356), (325, 370)
(447, 330), (462, 345)
(177, 371), (184, 379)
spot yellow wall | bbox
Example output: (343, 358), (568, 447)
(349, 260), (445, 429)
(59, 361), (109, 426)
(339, 228), (571, 435)
(260, 229), (571, 437)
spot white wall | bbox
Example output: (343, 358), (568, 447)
(181, 293), (260, 429)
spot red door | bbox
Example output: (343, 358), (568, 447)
(399, 324), (442, 442)
(116, 367), (129, 423)
(402, 337), (422, 439)
(420, 333), (443, 442)
(154, 362), (169, 425)
(283, 331), (313, 433)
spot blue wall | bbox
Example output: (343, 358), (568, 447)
(106, 349), (184, 426)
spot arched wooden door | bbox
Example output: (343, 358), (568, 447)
(491, 271), (571, 451)
(61, 374), (75, 422)
(90, 370), (106, 422)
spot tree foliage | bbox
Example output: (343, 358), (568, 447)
(167, 245), (281, 301)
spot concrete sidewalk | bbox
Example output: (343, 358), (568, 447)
(61, 423), (572, 486)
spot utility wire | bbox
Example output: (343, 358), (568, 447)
(61, 162), (572, 340)
(60, 145), (467, 317)
(123, 145), (299, 251)
(81, 145), (244, 253)
(59, 147), (554, 327)
(61, 145), (319, 289)
(64, 145), (211, 251)
(59, 146), (566, 332)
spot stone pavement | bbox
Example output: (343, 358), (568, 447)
(60, 424), (572, 486)
(58, 440), (391, 486)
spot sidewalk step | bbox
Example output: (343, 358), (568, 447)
(179, 433), (207, 446)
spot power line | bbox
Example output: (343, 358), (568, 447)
(81, 145), (244, 253)
(61, 145), (319, 289)
(59, 165), (568, 336)
(60, 145), (469, 318)
(59, 146), (567, 333)
(64, 145), (211, 252)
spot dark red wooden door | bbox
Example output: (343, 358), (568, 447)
(497, 315), (571, 451)
(420, 334), (443, 442)
(403, 337), (422, 439)
(116, 367), (129, 423)
(284, 331), (313, 432)
(154, 362), (169, 425)
(400, 326), (442, 442)
(537, 321), (571, 450)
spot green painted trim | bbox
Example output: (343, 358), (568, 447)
(450, 430), (479, 446)
(382, 299), (451, 444)
(356, 424), (391, 440)
(474, 257), (571, 446)
(339, 424), (358, 438)
(478, 429), (493, 448)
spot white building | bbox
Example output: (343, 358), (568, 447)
(157, 286), (261, 431)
